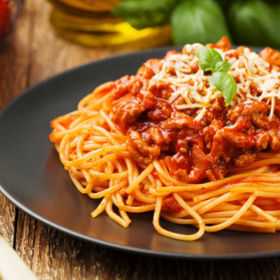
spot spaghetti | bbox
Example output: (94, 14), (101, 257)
(50, 37), (280, 240)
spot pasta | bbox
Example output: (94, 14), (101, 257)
(50, 37), (280, 241)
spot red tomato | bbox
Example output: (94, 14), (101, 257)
(0, 0), (11, 41)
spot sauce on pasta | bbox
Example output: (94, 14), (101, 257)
(50, 38), (280, 241)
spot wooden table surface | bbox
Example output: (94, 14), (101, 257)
(1, 1), (280, 279)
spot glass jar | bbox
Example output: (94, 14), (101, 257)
(47, 0), (172, 49)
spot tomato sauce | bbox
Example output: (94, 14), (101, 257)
(110, 41), (280, 183)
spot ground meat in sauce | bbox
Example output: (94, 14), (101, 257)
(110, 39), (280, 183)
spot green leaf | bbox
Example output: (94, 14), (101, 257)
(112, 0), (178, 30)
(196, 46), (236, 105)
(171, 0), (231, 45)
(209, 72), (237, 106)
(227, 0), (280, 48)
(215, 61), (231, 73)
(196, 46), (223, 72)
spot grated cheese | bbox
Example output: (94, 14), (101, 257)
(149, 43), (280, 122)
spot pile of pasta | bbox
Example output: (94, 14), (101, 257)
(49, 80), (280, 241)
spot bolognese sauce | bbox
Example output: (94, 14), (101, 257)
(111, 37), (280, 184)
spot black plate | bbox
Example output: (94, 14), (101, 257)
(0, 46), (279, 260)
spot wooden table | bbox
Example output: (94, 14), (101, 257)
(1, 1), (280, 279)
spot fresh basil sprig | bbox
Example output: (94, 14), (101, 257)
(112, 0), (232, 46)
(112, 0), (178, 29)
(196, 46), (237, 106)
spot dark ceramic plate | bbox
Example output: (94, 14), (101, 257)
(0, 46), (279, 260)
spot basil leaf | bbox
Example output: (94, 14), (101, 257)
(196, 46), (236, 106)
(112, 0), (178, 30)
(215, 60), (231, 73)
(209, 72), (237, 106)
(196, 46), (223, 72)
(171, 0), (231, 45)
(228, 0), (280, 48)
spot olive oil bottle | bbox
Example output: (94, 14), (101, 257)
(48, 0), (172, 48)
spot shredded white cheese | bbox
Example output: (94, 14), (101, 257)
(149, 43), (280, 121)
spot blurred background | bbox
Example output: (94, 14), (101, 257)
(1, 0), (280, 50)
